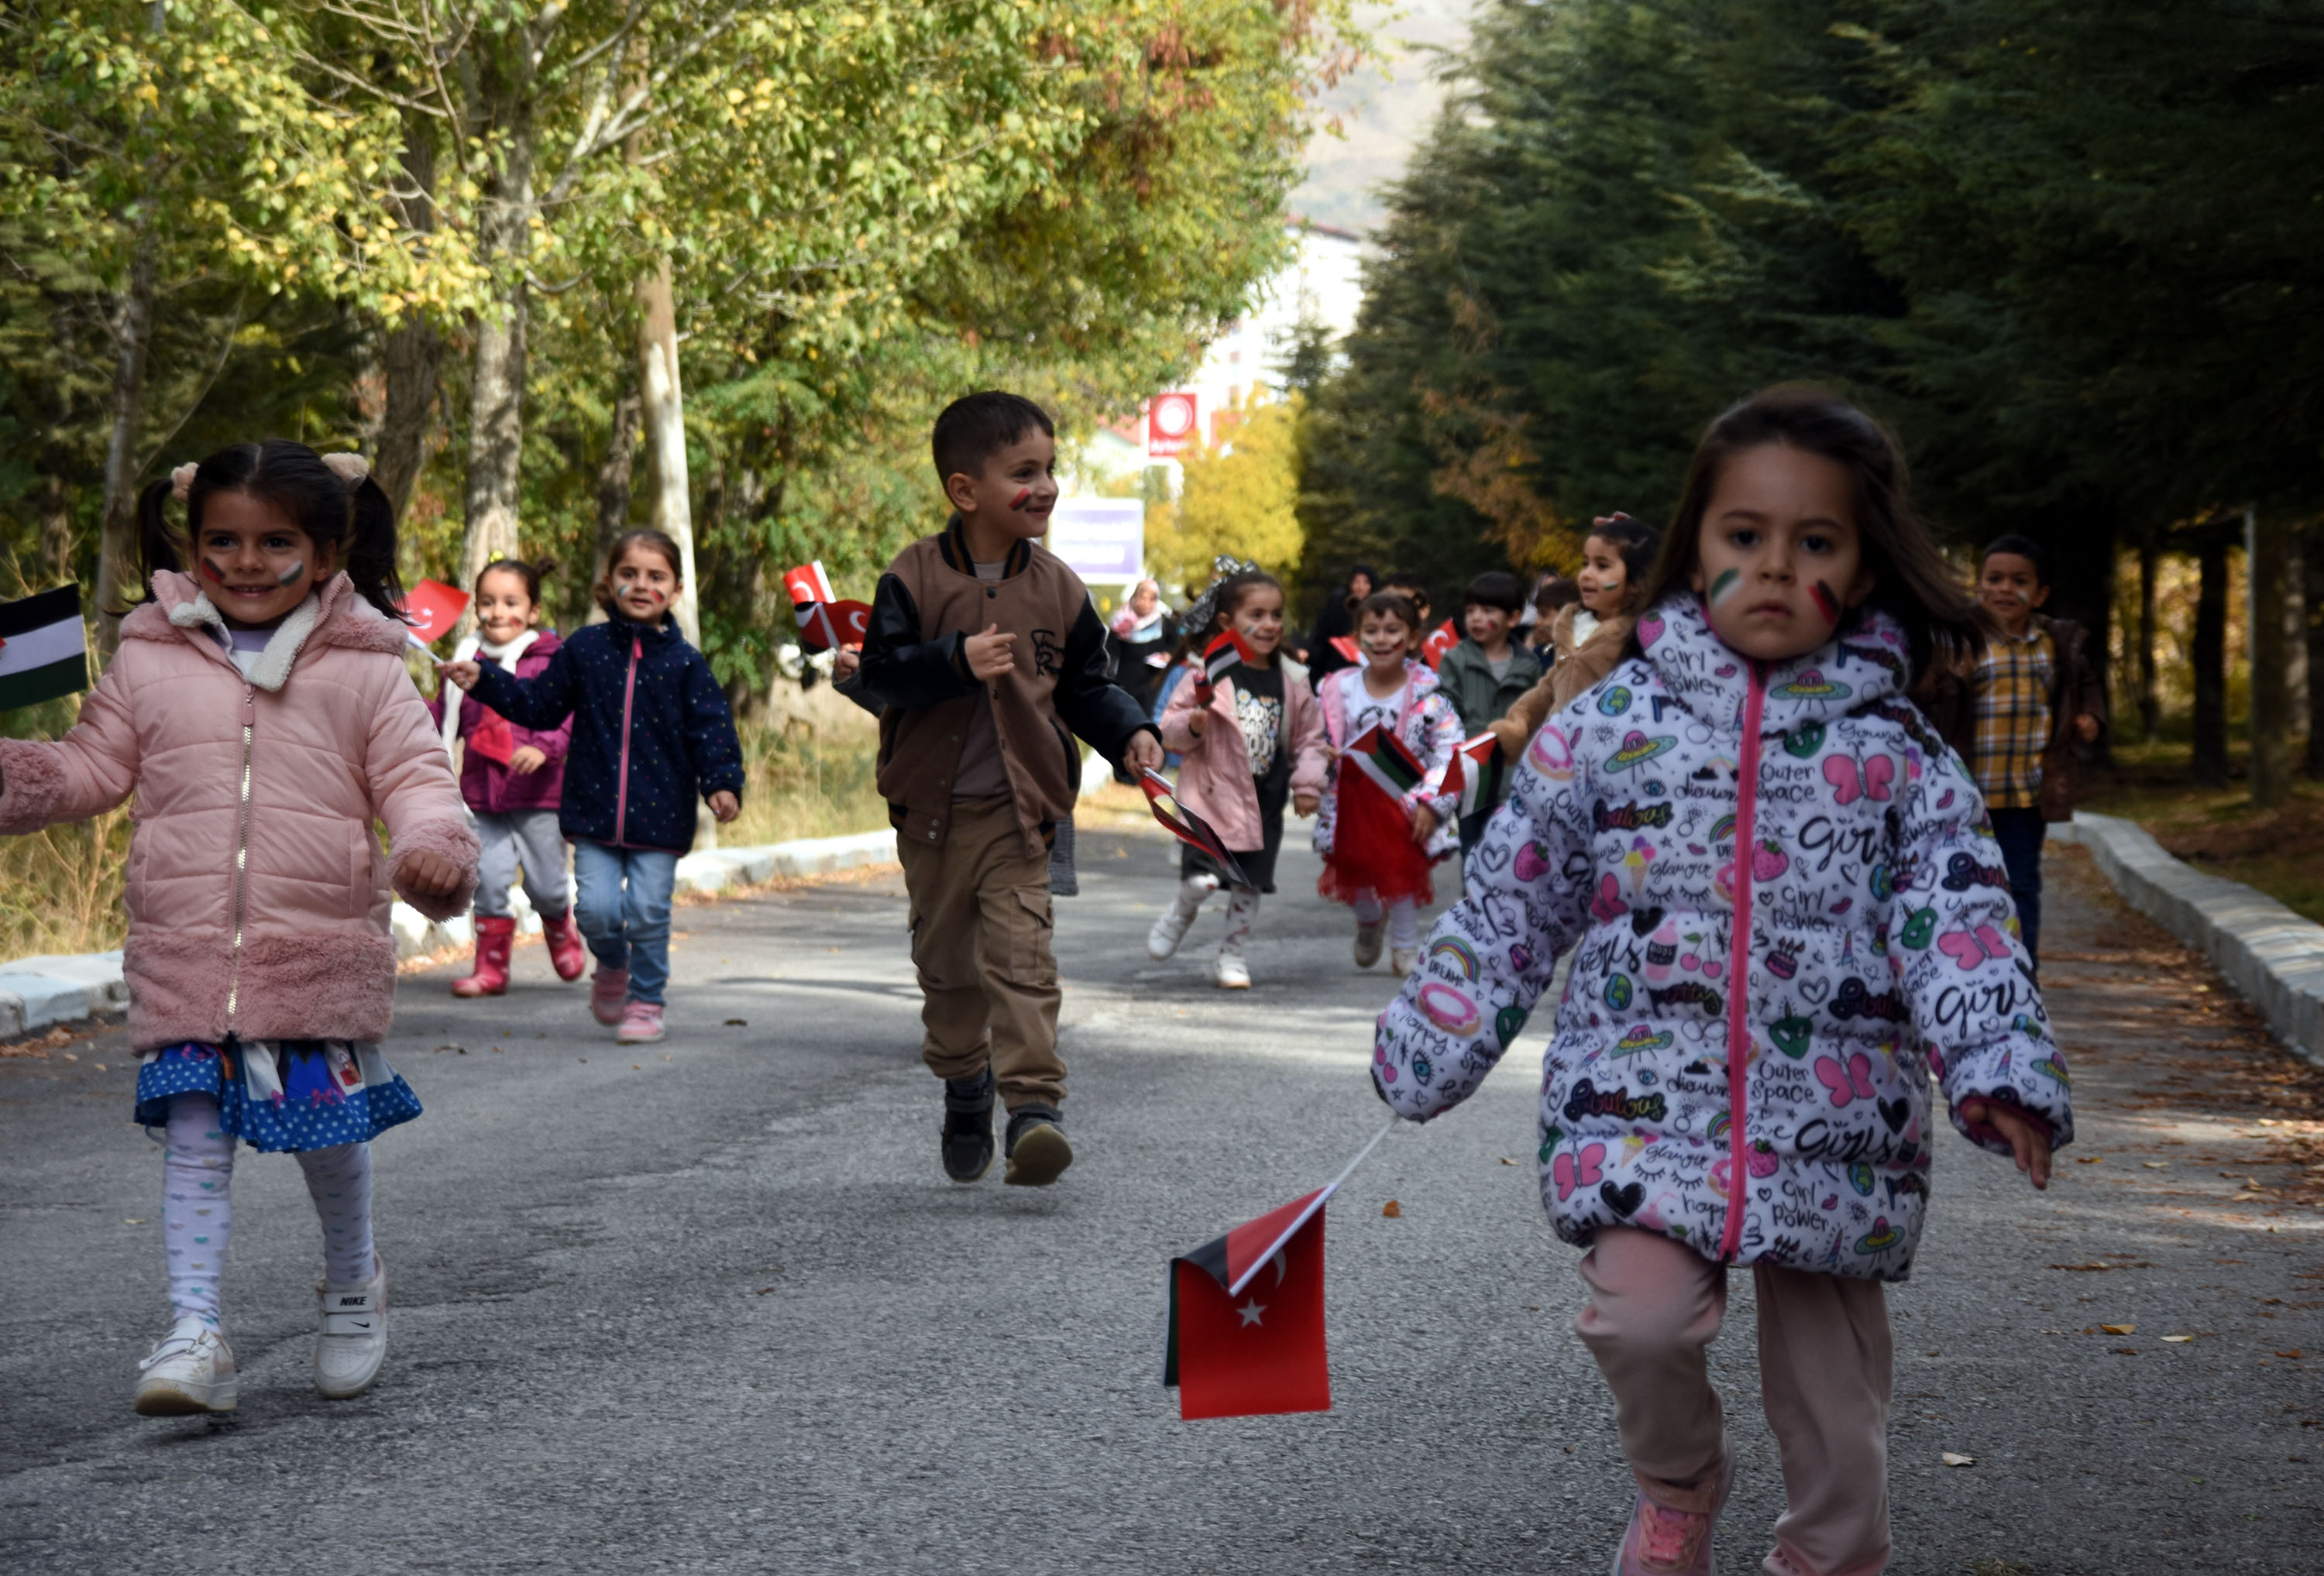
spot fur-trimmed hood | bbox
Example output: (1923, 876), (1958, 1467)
(126, 570), (408, 688)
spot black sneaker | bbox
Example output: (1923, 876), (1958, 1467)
(1003, 1104), (1073, 1187)
(942, 1070), (995, 1183)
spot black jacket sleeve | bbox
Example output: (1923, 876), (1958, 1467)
(683, 647), (747, 800)
(1054, 598), (1160, 761)
(858, 572), (977, 712)
(467, 640), (579, 730)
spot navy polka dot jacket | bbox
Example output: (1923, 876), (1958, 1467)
(467, 616), (744, 853)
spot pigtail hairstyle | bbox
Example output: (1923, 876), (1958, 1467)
(1628, 385), (1985, 699)
(132, 439), (407, 621)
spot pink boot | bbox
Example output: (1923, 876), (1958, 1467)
(589, 966), (629, 1025)
(544, 910), (588, 982)
(1611, 1455), (1734, 1576)
(614, 1001), (665, 1044)
(452, 915), (515, 997)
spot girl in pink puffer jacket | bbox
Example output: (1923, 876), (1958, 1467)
(0, 440), (477, 1420)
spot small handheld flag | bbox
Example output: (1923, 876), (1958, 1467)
(1164, 1118), (1397, 1421)
(398, 579), (469, 648)
(782, 561), (837, 607)
(1139, 769), (1251, 889)
(1419, 618), (1459, 670)
(784, 560), (869, 651)
(1343, 723), (1427, 804)
(1440, 732), (1503, 819)
(1328, 634), (1359, 664)
(1320, 724), (1435, 906)
(1191, 628), (1254, 702)
(0, 585), (89, 712)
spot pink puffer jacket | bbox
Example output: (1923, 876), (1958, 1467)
(0, 571), (478, 1050)
(1157, 658), (1329, 851)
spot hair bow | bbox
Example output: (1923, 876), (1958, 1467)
(1181, 555), (1260, 639)
(321, 451), (370, 486)
(170, 463), (198, 501)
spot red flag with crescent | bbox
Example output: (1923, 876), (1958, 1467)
(1164, 1186), (1333, 1419)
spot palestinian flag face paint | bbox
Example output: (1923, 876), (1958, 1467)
(1809, 580), (1841, 626)
(1709, 567), (1743, 606)
(0, 584), (90, 712)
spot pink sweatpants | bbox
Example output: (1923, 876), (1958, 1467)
(1575, 1227), (1893, 1576)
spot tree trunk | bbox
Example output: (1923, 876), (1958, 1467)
(2192, 527), (2231, 786)
(93, 241), (158, 658)
(459, 57), (537, 611)
(635, 259), (699, 645)
(593, 386), (643, 590)
(2137, 536), (2161, 743)
(40, 472), (75, 589)
(2305, 520), (2324, 779)
(375, 109), (443, 528)
(2249, 510), (2294, 806)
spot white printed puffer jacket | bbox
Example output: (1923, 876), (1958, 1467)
(1373, 594), (2073, 1281)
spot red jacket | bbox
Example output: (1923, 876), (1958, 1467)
(427, 631), (570, 814)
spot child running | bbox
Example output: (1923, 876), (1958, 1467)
(431, 557), (587, 996)
(1148, 567), (1328, 987)
(1432, 570), (1544, 855)
(1315, 589), (1462, 977)
(1490, 513), (1662, 761)
(857, 392), (1161, 1186)
(0, 441), (478, 1414)
(443, 529), (743, 1045)
(1374, 386), (2071, 1576)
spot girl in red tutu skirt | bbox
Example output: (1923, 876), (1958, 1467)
(1314, 590), (1463, 976)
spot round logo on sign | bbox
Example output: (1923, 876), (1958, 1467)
(1150, 393), (1196, 440)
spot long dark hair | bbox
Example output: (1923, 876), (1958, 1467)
(1585, 515), (1661, 616)
(134, 441), (404, 620)
(1630, 386), (1984, 694)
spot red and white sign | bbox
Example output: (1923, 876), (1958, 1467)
(1147, 392), (1199, 458)
(398, 579), (469, 647)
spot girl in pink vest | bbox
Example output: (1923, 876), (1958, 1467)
(1315, 590), (1463, 976)
(0, 441), (476, 1418)
(1150, 569), (1328, 987)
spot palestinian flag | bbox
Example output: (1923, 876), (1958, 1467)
(1441, 731), (1502, 819)
(1165, 1186), (1333, 1420)
(0, 585), (89, 712)
(1191, 627), (1254, 702)
(1320, 723), (1434, 906)
(1139, 770), (1251, 889)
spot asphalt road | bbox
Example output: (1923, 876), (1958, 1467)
(3, 825), (2319, 1575)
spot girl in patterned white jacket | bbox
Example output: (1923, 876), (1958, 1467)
(1374, 389), (2072, 1576)
(1314, 591), (1463, 976)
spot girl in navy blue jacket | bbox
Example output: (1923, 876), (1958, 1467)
(445, 530), (744, 1044)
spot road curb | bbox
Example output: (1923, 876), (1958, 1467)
(0, 829), (899, 1036)
(2052, 810), (2324, 1069)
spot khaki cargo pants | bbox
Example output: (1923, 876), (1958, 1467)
(897, 795), (1064, 1109)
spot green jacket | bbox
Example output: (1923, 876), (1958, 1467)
(1435, 636), (1544, 750)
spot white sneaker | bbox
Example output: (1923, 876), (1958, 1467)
(1354, 921), (1385, 969)
(135, 1318), (237, 1416)
(1147, 875), (1215, 960)
(1213, 953), (1252, 989)
(315, 1259), (388, 1399)
(1390, 947), (1418, 977)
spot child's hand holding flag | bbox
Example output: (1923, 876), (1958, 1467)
(1191, 628), (1254, 706)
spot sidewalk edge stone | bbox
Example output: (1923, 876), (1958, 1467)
(2052, 811), (2324, 1069)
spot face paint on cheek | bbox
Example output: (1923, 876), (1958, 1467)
(276, 561), (306, 588)
(1009, 488), (1032, 510)
(1809, 580), (1841, 626)
(1709, 568), (1743, 605)
(199, 558), (229, 584)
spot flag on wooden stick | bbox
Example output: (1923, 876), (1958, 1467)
(0, 585), (88, 711)
(1139, 769), (1250, 889)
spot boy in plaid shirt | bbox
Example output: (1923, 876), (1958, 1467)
(1963, 534), (2103, 964)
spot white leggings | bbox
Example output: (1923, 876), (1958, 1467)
(1168, 875), (1263, 959)
(161, 1094), (375, 1328)
(1352, 894), (1421, 950)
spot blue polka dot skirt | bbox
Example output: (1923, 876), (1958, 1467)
(134, 1039), (422, 1152)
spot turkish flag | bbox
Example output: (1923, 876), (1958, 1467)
(796, 598), (871, 652)
(398, 579), (469, 647)
(1164, 1187), (1332, 1420)
(465, 708), (514, 766)
(782, 561), (837, 606)
(1419, 618), (1459, 670)
(1329, 634), (1360, 664)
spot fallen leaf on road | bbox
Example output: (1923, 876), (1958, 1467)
(2163, 1335), (2194, 1343)
(2278, 1350), (2305, 1359)
(433, 1043), (462, 1055)
(757, 1286), (775, 1295)
(2114, 1348), (2140, 1355)
(122, 1218), (143, 1225)
(2144, 1161), (2168, 1169)
(2101, 1324), (2136, 1334)
(1501, 1157), (1516, 1166)
(1942, 1452), (1975, 1467)
(725, 1018), (748, 1026)
(2076, 1155), (2105, 1165)
(1382, 1200), (1403, 1217)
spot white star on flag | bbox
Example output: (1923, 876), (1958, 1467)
(1236, 1299), (1266, 1327)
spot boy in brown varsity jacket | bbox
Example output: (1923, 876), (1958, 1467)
(858, 392), (1163, 1187)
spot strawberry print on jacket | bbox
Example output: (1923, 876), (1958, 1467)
(1373, 593), (2072, 1281)
(1312, 658), (1465, 863)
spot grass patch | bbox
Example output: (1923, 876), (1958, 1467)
(0, 805), (129, 959)
(2082, 740), (2324, 925)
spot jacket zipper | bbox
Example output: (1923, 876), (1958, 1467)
(611, 632), (641, 848)
(1717, 661), (1766, 1262)
(223, 683), (256, 1022)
